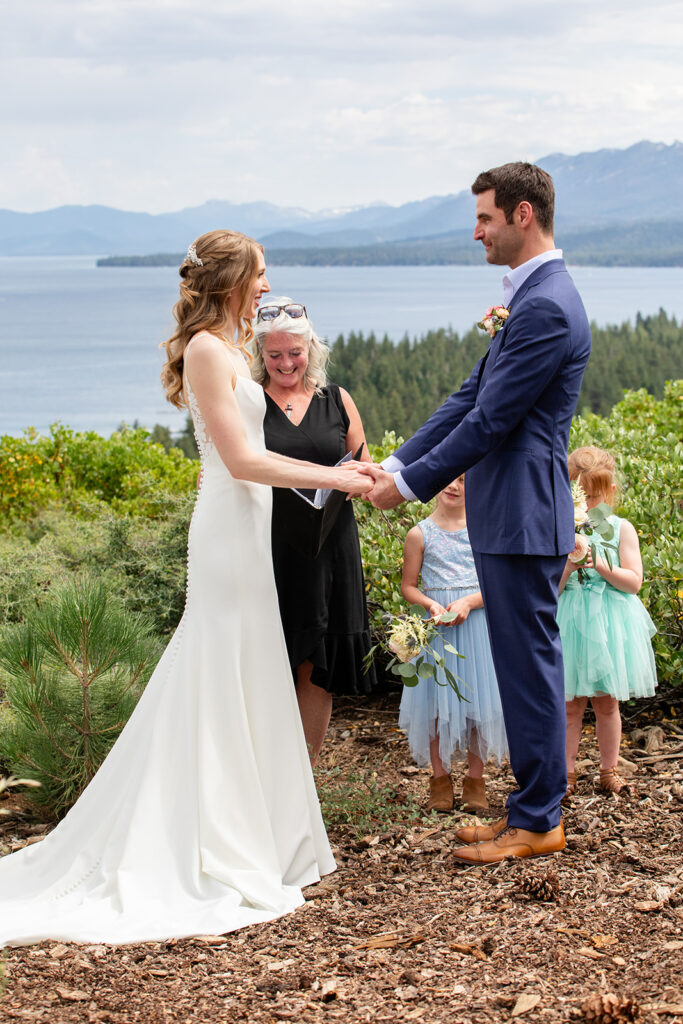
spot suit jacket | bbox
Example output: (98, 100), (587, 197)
(395, 259), (592, 556)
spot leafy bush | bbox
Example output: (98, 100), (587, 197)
(569, 380), (683, 691)
(0, 494), (193, 638)
(0, 578), (161, 816)
(99, 495), (194, 634)
(0, 424), (198, 523)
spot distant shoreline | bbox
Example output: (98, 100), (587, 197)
(97, 248), (683, 269)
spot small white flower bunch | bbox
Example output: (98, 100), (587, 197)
(387, 614), (434, 663)
(364, 606), (466, 696)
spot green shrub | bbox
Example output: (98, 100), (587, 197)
(0, 424), (198, 523)
(0, 578), (161, 817)
(99, 494), (194, 634)
(569, 380), (683, 691)
(0, 493), (194, 642)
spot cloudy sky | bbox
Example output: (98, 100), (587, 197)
(2, 0), (683, 214)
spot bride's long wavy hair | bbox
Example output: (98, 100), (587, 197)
(161, 230), (264, 409)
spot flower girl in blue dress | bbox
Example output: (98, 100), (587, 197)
(398, 476), (507, 813)
(558, 446), (657, 798)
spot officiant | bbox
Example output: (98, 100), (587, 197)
(253, 298), (377, 763)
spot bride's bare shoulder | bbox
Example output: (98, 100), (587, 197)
(184, 330), (225, 361)
(184, 332), (242, 391)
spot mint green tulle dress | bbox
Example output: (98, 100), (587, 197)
(558, 515), (657, 700)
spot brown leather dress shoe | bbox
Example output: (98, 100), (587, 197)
(455, 814), (508, 845)
(427, 774), (454, 812)
(451, 823), (565, 865)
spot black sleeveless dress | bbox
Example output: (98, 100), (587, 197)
(263, 384), (377, 695)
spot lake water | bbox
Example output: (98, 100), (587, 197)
(0, 257), (681, 436)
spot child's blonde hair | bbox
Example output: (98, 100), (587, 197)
(568, 446), (620, 508)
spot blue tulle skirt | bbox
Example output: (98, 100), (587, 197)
(398, 588), (508, 768)
(558, 577), (657, 700)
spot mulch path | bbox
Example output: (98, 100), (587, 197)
(1, 687), (682, 1024)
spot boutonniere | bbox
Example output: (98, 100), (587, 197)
(477, 305), (510, 339)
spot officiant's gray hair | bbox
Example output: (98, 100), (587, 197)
(251, 297), (329, 393)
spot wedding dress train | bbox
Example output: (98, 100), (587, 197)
(0, 372), (335, 945)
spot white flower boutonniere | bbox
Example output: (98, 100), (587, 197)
(477, 305), (510, 339)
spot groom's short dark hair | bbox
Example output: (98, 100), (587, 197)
(471, 163), (555, 233)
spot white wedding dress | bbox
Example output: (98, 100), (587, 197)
(0, 370), (335, 946)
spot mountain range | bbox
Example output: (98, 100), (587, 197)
(2, 140), (683, 260)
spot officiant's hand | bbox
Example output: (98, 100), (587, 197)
(358, 463), (404, 510)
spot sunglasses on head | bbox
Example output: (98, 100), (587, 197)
(256, 303), (307, 322)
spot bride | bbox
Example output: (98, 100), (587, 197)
(0, 230), (371, 945)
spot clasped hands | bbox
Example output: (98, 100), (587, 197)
(339, 460), (404, 509)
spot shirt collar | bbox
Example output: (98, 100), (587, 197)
(502, 248), (563, 307)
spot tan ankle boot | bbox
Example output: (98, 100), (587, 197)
(461, 774), (489, 813)
(427, 774), (454, 812)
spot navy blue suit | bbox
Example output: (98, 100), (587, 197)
(394, 259), (591, 830)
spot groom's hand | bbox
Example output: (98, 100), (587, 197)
(359, 463), (404, 510)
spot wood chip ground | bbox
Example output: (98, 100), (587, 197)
(1, 689), (681, 1023)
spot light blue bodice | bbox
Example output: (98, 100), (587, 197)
(418, 518), (479, 591)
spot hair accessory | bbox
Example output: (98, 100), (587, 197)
(186, 242), (203, 267)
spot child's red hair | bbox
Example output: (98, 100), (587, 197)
(568, 446), (620, 508)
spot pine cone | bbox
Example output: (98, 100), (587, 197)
(582, 992), (640, 1023)
(519, 871), (559, 901)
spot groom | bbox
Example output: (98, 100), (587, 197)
(363, 162), (591, 863)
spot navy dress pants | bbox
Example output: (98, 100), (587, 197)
(472, 550), (567, 832)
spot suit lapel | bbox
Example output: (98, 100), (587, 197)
(476, 259), (566, 392)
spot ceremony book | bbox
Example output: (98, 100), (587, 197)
(274, 446), (363, 558)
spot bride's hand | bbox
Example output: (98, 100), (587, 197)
(335, 469), (373, 495)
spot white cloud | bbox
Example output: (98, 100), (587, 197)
(0, 0), (682, 212)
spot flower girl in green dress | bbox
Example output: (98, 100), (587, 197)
(558, 446), (657, 798)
